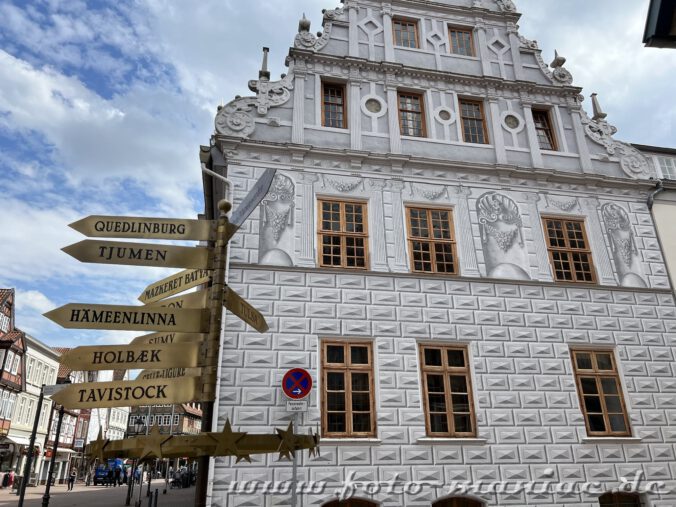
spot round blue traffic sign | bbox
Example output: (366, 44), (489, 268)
(282, 368), (313, 400)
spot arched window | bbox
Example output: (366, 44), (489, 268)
(599, 492), (642, 507)
(433, 498), (483, 507)
(323, 500), (378, 507)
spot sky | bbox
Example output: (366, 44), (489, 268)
(0, 0), (674, 348)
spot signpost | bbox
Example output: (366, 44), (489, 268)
(137, 367), (204, 381)
(229, 168), (276, 227)
(147, 290), (208, 309)
(62, 240), (211, 269)
(138, 269), (211, 304)
(130, 332), (206, 346)
(69, 216), (216, 241)
(223, 286), (269, 333)
(59, 342), (203, 371)
(44, 304), (209, 332)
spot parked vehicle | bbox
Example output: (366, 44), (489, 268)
(93, 458), (125, 486)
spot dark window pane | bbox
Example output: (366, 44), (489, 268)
(327, 345), (344, 364)
(424, 348), (442, 366)
(327, 413), (346, 432)
(430, 414), (448, 433)
(427, 374), (444, 393)
(327, 372), (345, 391)
(350, 346), (368, 365)
(352, 393), (370, 412)
(604, 395), (623, 413)
(609, 414), (627, 433)
(576, 353), (593, 370)
(449, 375), (467, 393)
(351, 373), (369, 392)
(596, 353), (613, 371)
(601, 378), (618, 394)
(428, 393), (446, 412)
(584, 396), (603, 413)
(447, 349), (465, 367)
(451, 394), (470, 413)
(454, 414), (472, 433)
(327, 392), (345, 411)
(352, 413), (370, 432)
(588, 414), (606, 432)
(580, 377), (598, 394)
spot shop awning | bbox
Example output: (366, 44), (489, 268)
(4, 435), (31, 447)
(56, 448), (78, 454)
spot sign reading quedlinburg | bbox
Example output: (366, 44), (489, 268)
(59, 342), (203, 371)
(138, 269), (211, 304)
(69, 216), (216, 241)
(50, 377), (205, 410)
(63, 240), (211, 269)
(130, 331), (207, 346)
(44, 304), (209, 333)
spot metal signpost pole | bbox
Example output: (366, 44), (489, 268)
(195, 197), (231, 507)
(17, 385), (44, 506)
(291, 412), (299, 507)
(41, 405), (65, 507)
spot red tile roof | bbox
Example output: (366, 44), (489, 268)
(52, 347), (72, 379)
(0, 331), (22, 343)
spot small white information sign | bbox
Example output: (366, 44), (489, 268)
(286, 400), (308, 412)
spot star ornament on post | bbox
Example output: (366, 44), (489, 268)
(308, 429), (321, 458)
(139, 425), (172, 461)
(210, 419), (247, 457)
(276, 421), (297, 461)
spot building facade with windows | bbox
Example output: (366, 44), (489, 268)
(205, 0), (676, 506)
(127, 403), (202, 437)
(5, 333), (59, 485)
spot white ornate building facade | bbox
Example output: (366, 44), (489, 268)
(204, 0), (676, 506)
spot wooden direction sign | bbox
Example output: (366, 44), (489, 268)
(59, 342), (203, 371)
(138, 269), (211, 304)
(138, 367), (204, 381)
(50, 377), (205, 410)
(63, 240), (210, 269)
(147, 290), (207, 309)
(230, 168), (276, 227)
(44, 304), (209, 333)
(130, 332), (206, 346)
(223, 286), (268, 333)
(69, 216), (215, 241)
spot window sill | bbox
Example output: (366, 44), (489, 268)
(416, 437), (487, 446)
(581, 437), (643, 444)
(320, 438), (382, 446)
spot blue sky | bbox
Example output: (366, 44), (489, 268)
(1, 0), (674, 347)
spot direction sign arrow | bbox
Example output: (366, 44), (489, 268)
(138, 269), (211, 304)
(130, 332), (207, 346)
(69, 216), (215, 241)
(50, 377), (205, 410)
(44, 304), (209, 333)
(137, 367), (205, 381)
(63, 240), (211, 269)
(146, 290), (208, 310)
(230, 168), (276, 227)
(59, 342), (203, 371)
(223, 286), (269, 333)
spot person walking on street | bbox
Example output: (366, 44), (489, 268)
(114, 467), (121, 486)
(67, 470), (76, 491)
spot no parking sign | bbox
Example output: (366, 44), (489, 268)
(282, 368), (312, 400)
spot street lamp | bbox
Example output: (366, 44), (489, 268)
(42, 377), (71, 507)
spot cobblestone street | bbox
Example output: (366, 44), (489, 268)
(0, 482), (196, 507)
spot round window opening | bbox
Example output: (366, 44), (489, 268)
(365, 98), (382, 113)
(504, 114), (520, 129)
(438, 110), (452, 121)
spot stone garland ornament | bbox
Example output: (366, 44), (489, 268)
(294, 7), (345, 51)
(545, 195), (580, 212)
(600, 202), (647, 288)
(215, 69), (294, 138)
(477, 192), (530, 280)
(322, 175), (364, 193)
(414, 184), (448, 201)
(259, 174), (296, 267)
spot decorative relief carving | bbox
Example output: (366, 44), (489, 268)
(412, 184), (448, 201)
(322, 174), (364, 193)
(600, 202), (646, 288)
(215, 73), (294, 138)
(293, 9), (344, 52)
(477, 192), (530, 280)
(259, 174), (295, 267)
(580, 109), (654, 179)
(545, 195), (580, 212)
(495, 0), (517, 12)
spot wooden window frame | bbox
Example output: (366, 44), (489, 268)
(532, 108), (558, 151)
(392, 17), (420, 49)
(419, 344), (477, 438)
(321, 340), (377, 438)
(448, 26), (476, 57)
(542, 216), (597, 284)
(398, 91), (427, 138)
(432, 499), (484, 507)
(317, 198), (370, 270)
(598, 492), (642, 507)
(571, 349), (632, 438)
(458, 98), (489, 144)
(321, 81), (348, 129)
(405, 206), (459, 275)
